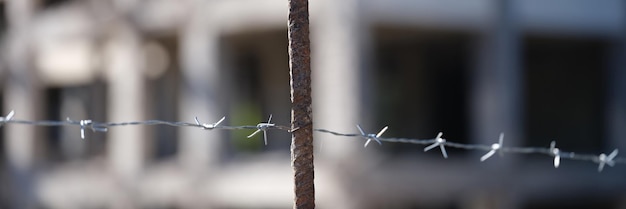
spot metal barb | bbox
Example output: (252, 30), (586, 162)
(481, 133), (504, 162)
(67, 118), (108, 140)
(550, 141), (560, 168)
(79, 120), (91, 139)
(289, 127), (301, 133)
(247, 114), (275, 145)
(597, 149), (618, 172)
(424, 132), (448, 158)
(357, 125), (387, 147)
(195, 116), (226, 129)
(0, 110), (15, 126)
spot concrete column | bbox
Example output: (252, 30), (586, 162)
(470, 1), (522, 208)
(606, 5), (626, 151)
(105, 23), (147, 180)
(311, 0), (371, 160)
(311, 1), (372, 208)
(6, 0), (38, 28)
(4, 0), (42, 208)
(178, 7), (223, 171)
(471, 0), (522, 151)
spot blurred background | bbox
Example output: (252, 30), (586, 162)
(0, 0), (625, 208)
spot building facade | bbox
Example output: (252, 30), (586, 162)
(1, 0), (625, 208)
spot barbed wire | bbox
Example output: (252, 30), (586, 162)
(0, 110), (623, 172)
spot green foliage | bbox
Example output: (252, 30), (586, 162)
(230, 102), (264, 152)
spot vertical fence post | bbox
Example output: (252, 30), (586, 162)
(288, 0), (315, 208)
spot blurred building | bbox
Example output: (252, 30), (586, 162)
(1, 0), (625, 208)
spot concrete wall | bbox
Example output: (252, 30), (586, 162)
(1, 0), (625, 208)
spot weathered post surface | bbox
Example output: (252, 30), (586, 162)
(287, 0), (315, 208)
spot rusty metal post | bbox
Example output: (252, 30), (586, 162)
(288, 0), (315, 208)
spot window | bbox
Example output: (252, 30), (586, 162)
(374, 27), (472, 156)
(0, 2), (6, 35)
(523, 37), (607, 154)
(41, 0), (71, 8)
(145, 38), (180, 160)
(45, 82), (107, 162)
(223, 30), (291, 156)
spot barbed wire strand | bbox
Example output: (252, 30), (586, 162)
(0, 110), (623, 172)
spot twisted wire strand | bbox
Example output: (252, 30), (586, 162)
(1, 116), (624, 169)
(8, 119), (292, 131)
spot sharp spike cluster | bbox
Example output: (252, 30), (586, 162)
(247, 114), (275, 145)
(481, 133), (504, 162)
(79, 119), (91, 139)
(195, 116), (226, 129)
(357, 125), (387, 147)
(424, 132), (447, 159)
(550, 141), (560, 168)
(66, 117), (109, 139)
(0, 110), (15, 126)
(597, 149), (618, 172)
